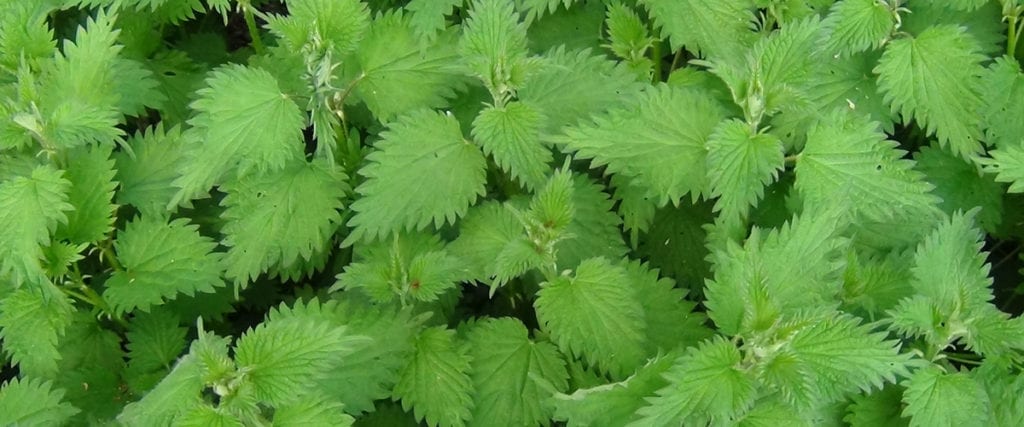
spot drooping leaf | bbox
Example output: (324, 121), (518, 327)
(637, 0), (756, 59)
(0, 378), (79, 426)
(393, 327), (474, 427)
(902, 367), (991, 427)
(115, 124), (188, 215)
(54, 143), (118, 244)
(0, 165), (73, 286)
(0, 286), (74, 378)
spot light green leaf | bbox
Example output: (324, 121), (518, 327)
(638, 0), (756, 59)
(448, 202), (535, 285)
(393, 327), (474, 427)
(845, 385), (909, 427)
(979, 56), (1024, 148)
(915, 146), (1002, 232)
(266, 0), (370, 57)
(346, 110), (486, 244)
(220, 158), (347, 285)
(126, 308), (187, 373)
(273, 398), (355, 427)
(706, 119), (785, 222)
(822, 0), (894, 55)
(176, 404), (243, 427)
(54, 143), (118, 244)
(346, 11), (466, 122)
(234, 313), (362, 407)
(552, 352), (675, 427)
(554, 86), (725, 205)
(902, 367), (990, 427)
(117, 354), (204, 425)
(461, 0), (531, 97)
(407, 0), (463, 42)
(335, 231), (461, 304)
(472, 101), (551, 190)
(0, 378), (79, 426)
(634, 337), (756, 426)
(915, 0), (989, 11)
(554, 175), (627, 270)
(104, 216), (224, 313)
(910, 210), (992, 312)
(115, 124), (188, 215)
(982, 144), (1024, 193)
(536, 258), (647, 378)
(171, 64), (306, 206)
(0, 165), (73, 286)
(795, 110), (939, 224)
(466, 317), (568, 427)
(0, 286), (74, 378)
(875, 25), (985, 158)
(623, 260), (712, 353)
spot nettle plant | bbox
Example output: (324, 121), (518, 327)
(3, 0), (1024, 425)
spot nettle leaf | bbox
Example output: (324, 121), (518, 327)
(915, 146), (1002, 232)
(220, 158), (347, 285)
(902, 366), (990, 427)
(53, 312), (126, 418)
(915, 0), (989, 12)
(0, 165), (73, 286)
(635, 337), (756, 426)
(393, 326), (474, 427)
(909, 210), (992, 312)
(117, 351), (205, 425)
(845, 385), (908, 427)
(335, 231), (462, 304)
(346, 11), (466, 122)
(126, 308), (187, 374)
(448, 202), (538, 286)
(623, 260), (713, 352)
(266, 0), (370, 57)
(104, 216), (224, 313)
(705, 207), (847, 336)
(346, 110), (486, 244)
(520, 47), (645, 133)
(822, 0), (894, 56)
(795, 110), (939, 224)
(555, 175), (628, 270)
(706, 119), (785, 223)
(554, 86), (725, 205)
(472, 101), (552, 190)
(875, 25), (985, 158)
(0, 378), (79, 426)
(407, 0), (463, 42)
(784, 314), (910, 405)
(535, 257), (647, 378)
(979, 56), (1024, 149)
(553, 353), (675, 427)
(176, 404), (243, 426)
(466, 317), (568, 427)
(171, 64), (306, 206)
(461, 0), (531, 95)
(638, 0), (756, 59)
(982, 144), (1024, 193)
(55, 143), (118, 244)
(518, 0), (580, 22)
(0, 286), (74, 378)
(273, 398), (355, 427)
(115, 124), (187, 215)
(234, 312), (363, 407)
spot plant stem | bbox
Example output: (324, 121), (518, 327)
(243, 6), (265, 54)
(669, 49), (684, 73)
(651, 41), (663, 83)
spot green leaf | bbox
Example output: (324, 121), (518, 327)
(171, 64), (306, 206)
(623, 260), (713, 353)
(979, 56), (1024, 148)
(634, 337), (756, 425)
(234, 312), (362, 407)
(335, 231), (462, 304)
(461, 0), (531, 97)
(266, 0), (370, 57)
(346, 11), (466, 122)
(0, 3), (55, 76)
(472, 101), (552, 190)
(0, 165), (73, 286)
(52, 313), (126, 419)
(0, 378), (79, 426)
(795, 110), (939, 225)
(915, 0), (989, 11)
(604, 1), (654, 62)
(554, 175), (628, 270)
(407, 0), (463, 42)
(220, 158), (347, 285)
(0, 286), (74, 378)
(54, 143), (118, 244)
(982, 144), (1024, 193)
(845, 385), (909, 427)
(902, 367), (990, 427)
(555, 86), (725, 205)
(822, 0), (894, 56)
(313, 296), (421, 415)
(112, 57), (165, 116)
(177, 404), (243, 427)
(552, 352), (675, 427)
(706, 119), (785, 222)
(784, 314), (910, 405)
(117, 353), (204, 425)
(273, 398), (355, 427)
(115, 124), (187, 215)
(126, 308), (187, 374)
(346, 110), (486, 244)
(638, 0), (756, 59)
(915, 146), (1002, 232)
(104, 216), (224, 313)
(910, 210), (992, 312)
(466, 317), (568, 427)
(875, 25), (985, 158)
(447, 201), (545, 288)
(536, 258), (647, 378)
(393, 327), (474, 427)
(518, 0), (581, 22)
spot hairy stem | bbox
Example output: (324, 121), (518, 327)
(242, 6), (265, 54)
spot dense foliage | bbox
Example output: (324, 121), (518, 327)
(2, 0), (1024, 425)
